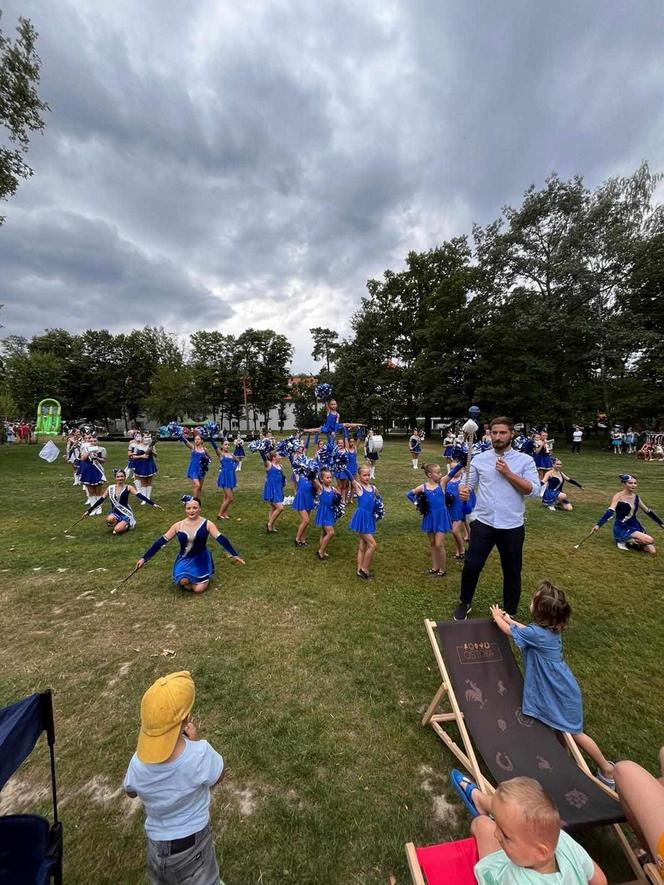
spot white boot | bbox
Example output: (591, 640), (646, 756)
(143, 484), (151, 503)
(236, 460), (242, 472)
(413, 459), (418, 469)
(370, 467), (375, 479)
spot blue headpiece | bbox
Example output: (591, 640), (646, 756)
(618, 474), (634, 483)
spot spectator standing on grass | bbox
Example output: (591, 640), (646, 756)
(124, 671), (225, 885)
(453, 416), (540, 621)
(571, 425), (583, 454)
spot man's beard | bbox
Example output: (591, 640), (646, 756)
(492, 439), (510, 452)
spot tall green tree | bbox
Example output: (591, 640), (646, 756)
(310, 327), (339, 373)
(0, 12), (49, 223)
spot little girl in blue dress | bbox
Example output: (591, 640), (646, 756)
(263, 452), (285, 533)
(491, 580), (615, 785)
(314, 468), (342, 561)
(292, 470), (315, 547)
(180, 432), (212, 500)
(406, 462), (462, 577)
(349, 465), (380, 579)
(214, 440), (238, 520)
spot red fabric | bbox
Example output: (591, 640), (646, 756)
(415, 837), (479, 885)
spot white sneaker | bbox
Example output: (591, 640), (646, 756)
(547, 505), (556, 511)
(616, 542), (628, 551)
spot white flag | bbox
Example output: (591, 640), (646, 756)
(39, 440), (60, 463)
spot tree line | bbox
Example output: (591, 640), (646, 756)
(2, 165), (664, 432)
(315, 164), (664, 431)
(0, 327), (294, 429)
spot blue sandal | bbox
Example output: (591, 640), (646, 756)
(450, 769), (480, 818)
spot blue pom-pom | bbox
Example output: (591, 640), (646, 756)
(314, 382), (333, 402)
(199, 421), (219, 440)
(316, 446), (333, 468)
(513, 434), (526, 451)
(276, 435), (299, 457)
(415, 491), (429, 515)
(373, 493), (385, 520)
(167, 421), (183, 437)
(450, 444), (468, 466)
(331, 449), (349, 473)
(331, 491), (346, 520)
(292, 455), (319, 480)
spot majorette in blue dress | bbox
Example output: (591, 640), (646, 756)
(263, 465), (285, 503)
(533, 443), (553, 470)
(320, 409), (341, 435)
(346, 449), (358, 477)
(612, 497), (645, 543)
(315, 487), (336, 526)
(186, 448), (211, 481)
(292, 475), (314, 512)
(409, 434), (422, 454)
(133, 442), (158, 478)
(217, 454), (237, 489)
(420, 485), (452, 533)
(172, 520), (238, 584)
(445, 479), (475, 522)
(509, 623), (583, 734)
(349, 485), (377, 534)
(78, 444), (106, 485)
(233, 441), (245, 458)
(542, 475), (564, 506)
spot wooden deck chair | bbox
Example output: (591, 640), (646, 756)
(405, 837), (478, 884)
(421, 618), (647, 883)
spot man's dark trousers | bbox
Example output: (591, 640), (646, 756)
(460, 520), (525, 615)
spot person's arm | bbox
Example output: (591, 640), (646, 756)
(208, 521), (245, 563)
(459, 459), (479, 500)
(406, 485), (425, 503)
(83, 491), (108, 515)
(592, 492), (621, 532)
(588, 863), (607, 885)
(639, 499), (664, 527)
(440, 462), (464, 487)
(128, 485), (163, 509)
(136, 523), (178, 568)
(496, 455), (540, 496)
(564, 474), (583, 489)
(179, 435), (193, 450)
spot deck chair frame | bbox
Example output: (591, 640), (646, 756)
(421, 618), (648, 883)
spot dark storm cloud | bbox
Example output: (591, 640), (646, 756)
(0, 208), (232, 337)
(2, 0), (663, 366)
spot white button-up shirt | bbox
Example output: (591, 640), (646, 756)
(466, 447), (541, 529)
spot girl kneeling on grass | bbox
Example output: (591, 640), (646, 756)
(136, 496), (244, 593)
(406, 462), (462, 577)
(490, 580), (615, 786)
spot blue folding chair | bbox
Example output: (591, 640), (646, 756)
(0, 691), (62, 884)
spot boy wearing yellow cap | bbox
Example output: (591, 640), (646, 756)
(124, 671), (224, 884)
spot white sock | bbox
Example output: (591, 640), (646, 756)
(370, 467), (375, 478)
(134, 478), (143, 495)
(145, 485), (152, 499)
(236, 461), (242, 471)
(413, 459), (418, 469)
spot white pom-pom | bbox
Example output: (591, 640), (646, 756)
(462, 419), (479, 434)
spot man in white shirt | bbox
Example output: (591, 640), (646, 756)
(571, 426), (583, 454)
(454, 417), (540, 620)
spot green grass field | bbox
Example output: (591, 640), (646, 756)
(0, 438), (662, 884)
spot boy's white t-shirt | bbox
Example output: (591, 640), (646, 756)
(474, 829), (595, 884)
(124, 737), (223, 841)
(572, 430), (583, 442)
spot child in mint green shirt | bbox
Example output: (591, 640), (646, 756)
(454, 775), (607, 884)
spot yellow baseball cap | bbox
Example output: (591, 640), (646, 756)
(136, 671), (195, 763)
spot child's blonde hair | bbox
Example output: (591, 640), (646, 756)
(421, 463), (439, 478)
(495, 777), (560, 846)
(531, 580), (571, 633)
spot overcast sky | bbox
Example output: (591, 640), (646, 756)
(2, 0), (663, 370)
